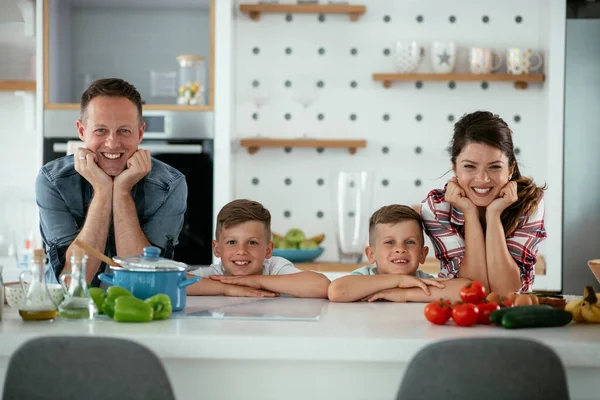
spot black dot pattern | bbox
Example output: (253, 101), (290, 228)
(284, 178), (292, 186)
(382, 146), (389, 154)
(252, 177), (259, 185)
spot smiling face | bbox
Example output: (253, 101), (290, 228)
(365, 220), (428, 275)
(453, 142), (513, 209)
(212, 221), (273, 276)
(76, 96), (145, 177)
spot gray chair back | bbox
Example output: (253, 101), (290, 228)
(2, 336), (176, 400)
(396, 337), (569, 400)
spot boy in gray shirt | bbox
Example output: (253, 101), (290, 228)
(328, 205), (470, 302)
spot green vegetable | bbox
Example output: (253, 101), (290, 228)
(113, 296), (154, 323)
(89, 287), (106, 314)
(489, 305), (552, 326)
(145, 294), (173, 320)
(101, 286), (133, 318)
(501, 307), (573, 329)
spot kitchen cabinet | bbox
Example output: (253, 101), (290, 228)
(43, 0), (214, 111)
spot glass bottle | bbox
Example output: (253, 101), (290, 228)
(18, 249), (58, 321)
(176, 55), (205, 106)
(58, 246), (97, 320)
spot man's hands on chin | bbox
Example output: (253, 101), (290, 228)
(74, 149), (112, 193)
(114, 149), (152, 193)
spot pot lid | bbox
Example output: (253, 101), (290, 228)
(111, 246), (189, 272)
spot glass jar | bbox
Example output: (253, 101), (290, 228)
(58, 246), (97, 320)
(18, 249), (58, 321)
(177, 55), (205, 106)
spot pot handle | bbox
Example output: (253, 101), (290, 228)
(178, 275), (201, 289)
(98, 273), (114, 286)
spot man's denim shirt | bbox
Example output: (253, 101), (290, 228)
(35, 155), (187, 286)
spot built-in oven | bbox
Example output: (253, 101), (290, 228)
(43, 109), (214, 266)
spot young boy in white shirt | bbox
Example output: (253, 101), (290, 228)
(328, 204), (470, 302)
(187, 199), (330, 298)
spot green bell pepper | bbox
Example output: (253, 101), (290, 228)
(144, 294), (173, 320)
(113, 296), (154, 323)
(101, 286), (133, 318)
(89, 287), (106, 314)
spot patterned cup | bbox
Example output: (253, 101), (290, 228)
(507, 48), (543, 75)
(470, 48), (503, 74)
(431, 41), (456, 74)
(394, 41), (424, 73)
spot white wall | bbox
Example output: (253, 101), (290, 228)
(0, 18), (40, 264)
(228, 0), (565, 291)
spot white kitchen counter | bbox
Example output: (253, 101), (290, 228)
(1, 296), (599, 400)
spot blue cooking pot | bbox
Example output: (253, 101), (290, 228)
(98, 246), (200, 311)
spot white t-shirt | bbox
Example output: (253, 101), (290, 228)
(351, 264), (434, 279)
(191, 256), (300, 278)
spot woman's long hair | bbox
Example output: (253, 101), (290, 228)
(449, 111), (546, 236)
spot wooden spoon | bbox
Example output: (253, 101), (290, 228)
(73, 239), (120, 267)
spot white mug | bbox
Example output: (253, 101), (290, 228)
(394, 41), (424, 73)
(470, 48), (502, 74)
(431, 41), (456, 74)
(507, 48), (543, 74)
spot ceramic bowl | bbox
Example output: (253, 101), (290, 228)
(272, 247), (325, 263)
(4, 283), (65, 309)
(588, 259), (600, 284)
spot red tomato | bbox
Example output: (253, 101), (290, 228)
(459, 281), (487, 304)
(498, 296), (514, 308)
(424, 299), (453, 325)
(451, 302), (479, 327)
(476, 301), (501, 324)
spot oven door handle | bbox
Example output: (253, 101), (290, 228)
(52, 143), (203, 154)
(139, 144), (203, 154)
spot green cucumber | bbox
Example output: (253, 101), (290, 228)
(501, 308), (573, 329)
(489, 305), (552, 326)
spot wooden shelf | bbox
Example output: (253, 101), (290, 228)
(0, 80), (36, 92)
(44, 103), (213, 112)
(297, 256), (547, 276)
(239, 3), (366, 21)
(240, 138), (367, 155)
(372, 73), (545, 90)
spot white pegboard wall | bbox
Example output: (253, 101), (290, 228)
(232, 0), (552, 266)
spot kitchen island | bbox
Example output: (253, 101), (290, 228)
(0, 296), (598, 400)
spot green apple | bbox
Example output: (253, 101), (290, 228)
(285, 228), (306, 245)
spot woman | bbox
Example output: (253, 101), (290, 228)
(421, 111), (546, 294)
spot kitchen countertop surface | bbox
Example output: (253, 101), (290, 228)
(0, 296), (598, 366)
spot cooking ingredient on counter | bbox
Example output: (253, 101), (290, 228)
(89, 287), (106, 313)
(272, 229), (325, 250)
(145, 294), (173, 320)
(459, 281), (486, 303)
(101, 286), (133, 318)
(485, 291), (514, 308)
(489, 305), (552, 325)
(424, 298), (452, 325)
(491, 305), (573, 329)
(113, 296), (154, 323)
(18, 249), (59, 321)
(476, 300), (501, 325)
(565, 286), (600, 323)
(451, 302), (479, 327)
(58, 246), (97, 320)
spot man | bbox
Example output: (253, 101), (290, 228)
(36, 78), (187, 286)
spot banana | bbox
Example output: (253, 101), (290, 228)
(272, 232), (285, 241)
(578, 286), (600, 323)
(565, 299), (586, 322)
(307, 234), (325, 245)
